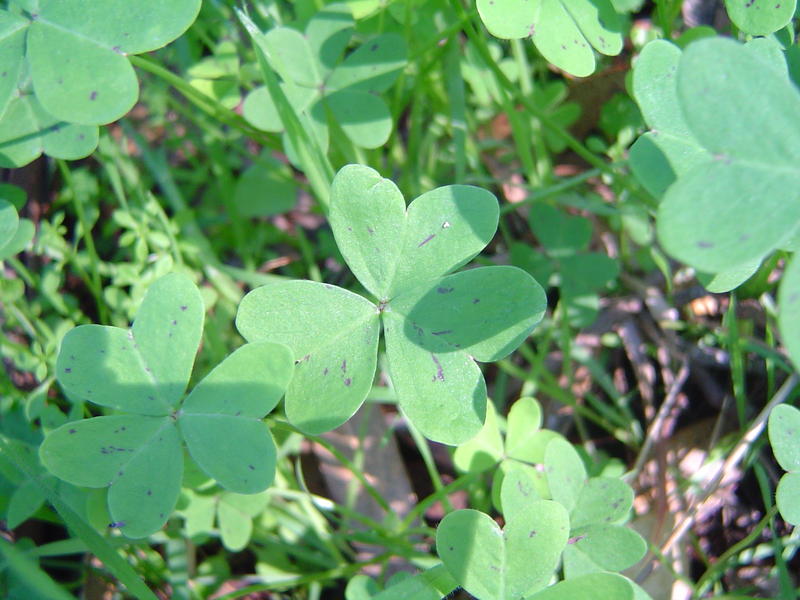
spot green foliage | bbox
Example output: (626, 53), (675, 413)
(39, 273), (294, 537)
(243, 3), (406, 152)
(768, 404), (800, 525)
(0, 184), (33, 259)
(724, 0), (797, 35)
(236, 164), (546, 444)
(0, 0), (200, 166)
(476, 0), (624, 77)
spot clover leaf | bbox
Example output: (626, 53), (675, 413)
(436, 465), (570, 600)
(236, 164), (546, 445)
(242, 3), (406, 151)
(39, 273), (294, 538)
(724, 0), (797, 36)
(631, 37), (800, 275)
(768, 404), (800, 525)
(476, 0), (624, 77)
(0, 0), (200, 166)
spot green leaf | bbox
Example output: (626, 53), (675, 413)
(530, 203), (592, 257)
(437, 478), (569, 600)
(656, 38), (800, 272)
(306, 3), (354, 77)
(768, 404), (800, 472)
(724, 0), (796, 36)
(217, 490), (270, 551)
(526, 572), (634, 600)
(40, 415), (182, 538)
(776, 472), (800, 525)
(234, 158), (296, 217)
(0, 11), (26, 118)
(570, 477), (633, 529)
(545, 437), (587, 512)
(477, 0), (623, 77)
(505, 397), (543, 461)
(452, 395), (504, 472)
(329, 164), (500, 299)
(326, 33), (407, 93)
(0, 198), (18, 249)
(23, 0), (201, 125)
(697, 259), (761, 293)
(371, 565), (458, 600)
(629, 40), (710, 198)
(324, 89), (393, 149)
(236, 280), (380, 434)
(7, 477), (46, 529)
(569, 524), (647, 571)
(56, 273), (203, 414)
(779, 257), (800, 373)
(179, 342), (293, 494)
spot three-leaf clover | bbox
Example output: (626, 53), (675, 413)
(630, 37), (800, 275)
(236, 164), (546, 445)
(476, 0), (624, 77)
(40, 273), (294, 538)
(0, 0), (201, 166)
(243, 3), (406, 151)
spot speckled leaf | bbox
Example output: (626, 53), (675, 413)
(436, 492), (569, 599)
(452, 399), (503, 472)
(545, 436), (587, 512)
(388, 266), (546, 361)
(657, 38), (800, 272)
(25, 0), (201, 125)
(491, 460), (550, 513)
(40, 415), (182, 538)
(769, 404), (800, 472)
(526, 572), (635, 600)
(476, 0), (540, 39)
(179, 342), (293, 494)
(629, 40), (709, 198)
(570, 477), (633, 529)
(236, 281), (380, 434)
(326, 33), (406, 93)
(56, 272), (203, 414)
(724, 0), (796, 35)
(383, 310), (486, 445)
(779, 258), (800, 373)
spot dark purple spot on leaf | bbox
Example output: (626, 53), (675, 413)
(344, 378), (352, 386)
(418, 234), (435, 247)
(370, 43), (378, 51)
(432, 330), (452, 336)
(367, 226), (374, 234)
(64, 367), (72, 373)
(89, 91), (97, 101)
(235, 410), (242, 416)
(112, 45), (122, 53)
(69, 429), (77, 434)
(431, 354), (445, 381)
(437, 287), (454, 294)
(180, 305), (187, 311)
(697, 241), (714, 249)
(472, 298), (480, 304)
(341, 359), (347, 373)
(323, 367), (329, 375)
(172, 319), (177, 325)
(147, 489), (152, 496)
(109, 521), (125, 528)
(529, 530), (537, 537)
(248, 464), (255, 470)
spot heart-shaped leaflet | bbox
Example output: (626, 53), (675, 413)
(40, 273), (293, 537)
(237, 164), (546, 445)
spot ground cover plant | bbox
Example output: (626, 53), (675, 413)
(1, 1), (799, 599)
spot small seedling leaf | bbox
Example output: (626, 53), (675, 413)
(505, 397), (543, 461)
(776, 472), (800, 526)
(530, 203), (592, 257)
(0, 198), (18, 249)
